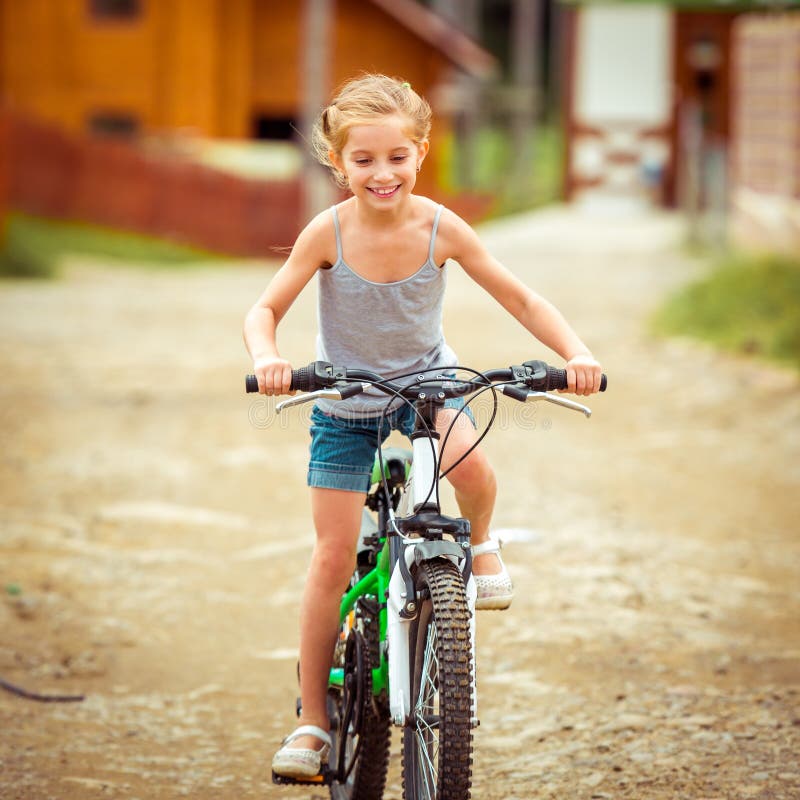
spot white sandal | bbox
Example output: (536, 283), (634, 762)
(271, 724), (332, 779)
(472, 539), (513, 610)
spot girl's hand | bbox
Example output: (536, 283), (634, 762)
(253, 356), (294, 396)
(565, 354), (603, 396)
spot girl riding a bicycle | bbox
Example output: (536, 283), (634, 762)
(243, 74), (602, 780)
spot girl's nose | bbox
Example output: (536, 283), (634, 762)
(374, 163), (394, 181)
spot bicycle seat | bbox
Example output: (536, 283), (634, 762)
(370, 447), (412, 487)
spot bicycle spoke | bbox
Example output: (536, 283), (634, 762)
(413, 618), (441, 798)
(416, 728), (438, 799)
(415, 713), (439, 787)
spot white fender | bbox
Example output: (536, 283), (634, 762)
(387, 546), (416, 725)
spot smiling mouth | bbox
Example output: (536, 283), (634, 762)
(368, 185), (400, 198)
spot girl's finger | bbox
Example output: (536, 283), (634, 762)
(566, 365), (576, 393)
(576, 369), (587, 396)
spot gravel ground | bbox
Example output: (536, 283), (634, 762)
(1, 205), (798, 799)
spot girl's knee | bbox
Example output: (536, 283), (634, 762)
(310, 542), (357, 587)
(447, 450), (496, 496)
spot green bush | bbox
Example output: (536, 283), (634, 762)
(652, 252), (800, 370)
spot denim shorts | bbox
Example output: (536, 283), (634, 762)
(308, 398), (475, 493)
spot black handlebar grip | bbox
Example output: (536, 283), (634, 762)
(545, 366), (607, 392)
(545, 366), (567, 391)
(245, 366), (314, 393)
(289, 366), (312, 392)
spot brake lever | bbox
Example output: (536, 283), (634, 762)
(275, 383), (368, 414)
(275, 389), (339, 413)
(498, 384), (592, 417)
(525, 391), (592, 418)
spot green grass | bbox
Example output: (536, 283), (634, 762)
(0, 213), (221, 279)
(652, 252), (800, 371)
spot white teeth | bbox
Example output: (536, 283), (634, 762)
(371, 186), (398, 196)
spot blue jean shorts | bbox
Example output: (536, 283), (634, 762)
(308, 398), (475, 493)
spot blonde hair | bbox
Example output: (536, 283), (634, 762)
(311, 74), (432, 187)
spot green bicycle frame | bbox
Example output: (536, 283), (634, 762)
(328, 537), (392, 695)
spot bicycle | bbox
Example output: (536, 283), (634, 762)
(246, 359), (606, 799)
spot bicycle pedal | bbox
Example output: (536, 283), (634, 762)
(271, 767), (333, 786)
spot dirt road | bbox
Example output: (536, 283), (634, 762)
(1, 206), (798, 799)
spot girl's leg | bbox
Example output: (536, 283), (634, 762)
(436, 408), (501, 576)
(288, 486), (366, 751)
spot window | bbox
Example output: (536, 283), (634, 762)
(88, 112), (139, 139)
(89, 0), (141, 21)
(253, 116), (296, 142)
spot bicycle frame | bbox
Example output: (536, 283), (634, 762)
(258, 358), (603, 793)
(329, 398), (478, 727)
(331, 535), (392, 697)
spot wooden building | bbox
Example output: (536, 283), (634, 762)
(0, 0), (495, 197)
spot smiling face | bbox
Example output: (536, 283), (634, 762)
(330, 113), (429, 208)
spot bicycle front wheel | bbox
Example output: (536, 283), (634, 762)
(402, 557), (473, 799)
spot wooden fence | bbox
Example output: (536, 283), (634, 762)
(2, 110), (303, 257)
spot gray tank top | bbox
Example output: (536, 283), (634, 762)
(315, 203), (458, 417)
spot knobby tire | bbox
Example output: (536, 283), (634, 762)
(329, 695), (391, 800)
(329, 623), (391, 799)
(402, 558), (473, 800)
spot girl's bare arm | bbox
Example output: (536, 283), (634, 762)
(243, 212), (331, 395)
(443, 211), (603, 395)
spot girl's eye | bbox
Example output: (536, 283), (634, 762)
(355, 159), (371, 166)
(391, 156), (407, 162)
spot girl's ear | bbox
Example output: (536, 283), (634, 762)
(417, 140), (430, 168)
(329, 149), (345, 175)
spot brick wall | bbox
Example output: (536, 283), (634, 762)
(2, 111), (303, 257)
(730, 13), (800, 254)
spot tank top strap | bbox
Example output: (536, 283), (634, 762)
(331, 205), (343, 264)
(428, 204), (444, 265)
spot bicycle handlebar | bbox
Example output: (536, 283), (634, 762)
(245, 360), (607, 397)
